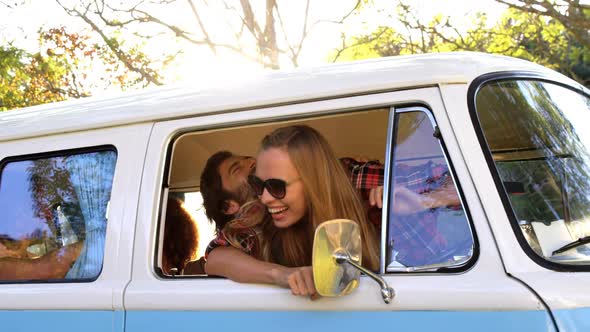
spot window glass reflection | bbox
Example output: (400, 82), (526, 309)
(0, 150), (116, 281)
(476, 80), (590, 265)
(386, 111), (474, 272)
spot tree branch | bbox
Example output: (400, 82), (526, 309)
(495, 0), (589, 48)
(187, 0), (217, 54)
(56, 0), (163, 85)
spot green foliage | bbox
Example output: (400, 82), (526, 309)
(333, 4), (590, 87)
(0, 26), (162, 111)
(0, 45), (69, 111)
(0, 27), (101, 111)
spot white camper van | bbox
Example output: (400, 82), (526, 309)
(1, 52), (589, 332)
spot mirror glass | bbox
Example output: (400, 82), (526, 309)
(312, 219), (362, 297)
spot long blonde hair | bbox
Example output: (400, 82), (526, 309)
(260, 125), (379, 271)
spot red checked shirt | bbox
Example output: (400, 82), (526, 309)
(205, 202), (265, 259)
(389, 161), (461, 267)
(343, 158), (465, 268)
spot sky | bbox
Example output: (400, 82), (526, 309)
(0, 0), (509, 93)
(0, 161), (49, 239)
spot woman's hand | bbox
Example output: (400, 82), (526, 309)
(371, 185), (427, 213)
(273, 266), (318, 299)
(369, 186), (384, 208)
(287, 266), (317, 298)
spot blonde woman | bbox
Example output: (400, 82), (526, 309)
(206, 125), (379, 297)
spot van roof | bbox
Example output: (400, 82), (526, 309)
(0, 52), (573, 142)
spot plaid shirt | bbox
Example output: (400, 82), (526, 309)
(205, 202), (264, 259)
(340, 158), (384, 198)
(389, 161), (459, 267)
(343, 158), (462, 267)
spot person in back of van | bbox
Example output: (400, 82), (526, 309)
(161, 198), (203, 275)
(204, 125), (380, 297)
(200, 151), (257, 235)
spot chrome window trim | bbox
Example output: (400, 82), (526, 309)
(380, 107), (396, 274)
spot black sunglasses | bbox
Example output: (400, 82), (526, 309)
(248, 175), (300, 199)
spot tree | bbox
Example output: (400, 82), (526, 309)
(54, 0), (364, 71)
(496, 0), (590, 49)
(26, 158), (81, 238)
(0, 44), (69, 111)
(2, 1), (362, 110)
(331, 1), (589, 87)
(0, 25), (161, 111)
(39, 26), (163, 91)
(0, 1), (25, 8)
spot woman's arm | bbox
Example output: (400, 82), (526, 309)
(206, 246), (316, 297)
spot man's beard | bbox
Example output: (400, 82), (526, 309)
(232, 181), (257, 206)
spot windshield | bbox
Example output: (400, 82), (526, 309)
(475, 79), (590, 266)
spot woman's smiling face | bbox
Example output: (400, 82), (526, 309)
(255, 147), (307, 228)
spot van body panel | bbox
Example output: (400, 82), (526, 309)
(125, 310), (555, 332)
(553, 307), (590, 332)
(0, 124), (151, 332)
(440, 78), (590, 329)
(122, 274), (545, 311)
(0, 124), (149, 309)
(124, 87), (551, 331)
(0, 53), (572, 143)
(509, 273), (590, 309)
(0, 311), (120, 332)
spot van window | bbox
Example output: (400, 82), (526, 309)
(0, 149), (117, 281)
(475, 79), (590, 266)
(386, 108), (475, 272)
(160, 106), (476, 276)
(159, 109), (390, 276)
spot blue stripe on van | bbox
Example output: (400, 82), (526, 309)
(0, 311), (118, 332)
(126, 310), (555, 332)
(553, 307), (590, 332)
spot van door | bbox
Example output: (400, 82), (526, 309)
(0, 124), (152, 332)
(125, 87), (554, 331)
(459, 77), (590, 331)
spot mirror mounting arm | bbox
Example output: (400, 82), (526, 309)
(334, 251), (395, 304)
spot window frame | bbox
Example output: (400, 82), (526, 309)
(155, 108), (393, 278)
(467, 71), (590, 272)
(157, 102), (479, 277)
(0, 144), (118, 284)
(382, 105), (479, 274)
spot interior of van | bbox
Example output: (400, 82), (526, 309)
(159, 108), (390, 276)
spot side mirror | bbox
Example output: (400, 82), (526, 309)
(312, 219), (395, 304)
(312, 219), (362, 297)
